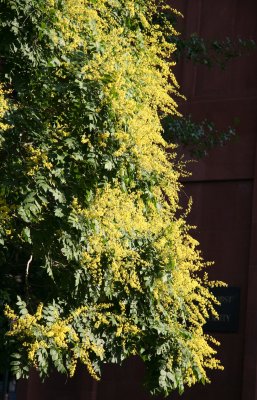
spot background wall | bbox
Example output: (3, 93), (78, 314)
(17, 1), (257, 399)
(172, 1), (257, 399)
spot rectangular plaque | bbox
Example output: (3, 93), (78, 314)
(204, 287), (240, 333)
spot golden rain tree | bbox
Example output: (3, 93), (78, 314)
(0, 0), (223, 395)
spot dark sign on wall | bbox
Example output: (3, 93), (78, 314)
(204, 287), (241, 333)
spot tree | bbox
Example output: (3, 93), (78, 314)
(0, 0), (224, 396)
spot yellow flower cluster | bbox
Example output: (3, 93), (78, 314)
(25, 145), (53, 176)
(72, 184), (170, 292)
(45, 0), (181, 164)
(0, 84), (11, 132)
(69, 183), (224, 382)
(5, 301), (140, 380)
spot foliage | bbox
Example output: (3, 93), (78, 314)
(174, 34), (256, 69)
(0, 0), (224, 395)
(162, 114), (237, 159)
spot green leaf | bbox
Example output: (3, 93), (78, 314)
(22, 226), (32, 243)
(54, 208), (64, 217)
(104, 160), (114, 171)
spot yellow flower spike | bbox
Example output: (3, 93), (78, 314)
(4, 305), (17, 321)
(68, 356), (78, 377)
(0, 84), (12, 132)
(35, 304), (43, 321)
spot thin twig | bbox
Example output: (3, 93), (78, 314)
(25, 254), (33, 302)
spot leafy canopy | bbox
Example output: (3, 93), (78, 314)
(0, 0), (223, 395)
